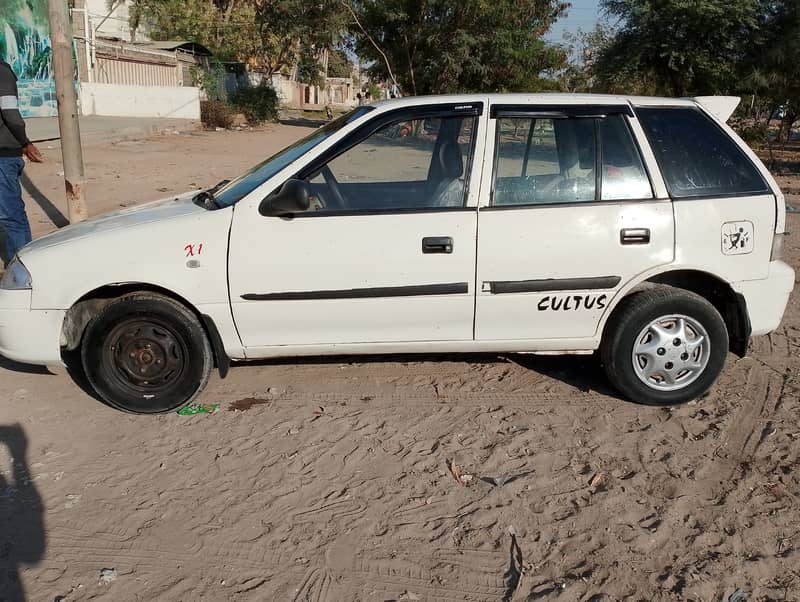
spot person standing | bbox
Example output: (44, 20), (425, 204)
(0, 58), (43, 265)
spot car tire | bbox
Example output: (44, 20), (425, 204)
(81, 293), (213, 414)
(600, 287), (728, 406)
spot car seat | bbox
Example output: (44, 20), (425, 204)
(431, 140), (465, 207)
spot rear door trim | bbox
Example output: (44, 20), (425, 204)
(486, 276), (621, 294)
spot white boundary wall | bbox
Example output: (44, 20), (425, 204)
(79, 83), (201, 119)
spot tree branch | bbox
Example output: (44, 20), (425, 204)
(341, 0), (400, 93)
(402, 32), (417, 96)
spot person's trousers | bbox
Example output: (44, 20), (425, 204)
(0, 157), (31, 265)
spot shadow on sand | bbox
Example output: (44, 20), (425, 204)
(21, 173), (69, 230)
(0, 424), (45, 602)
(238, 352), (623, 400)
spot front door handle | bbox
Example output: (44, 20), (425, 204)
(422, 236), (453, 254)
(620, 228), (651, 245)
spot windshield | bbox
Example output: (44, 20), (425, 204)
(214, 106), (375, 208)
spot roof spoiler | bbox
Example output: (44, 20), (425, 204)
(692, 96), (741, 122)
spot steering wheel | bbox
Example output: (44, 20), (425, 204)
(320, 165), (349, 209)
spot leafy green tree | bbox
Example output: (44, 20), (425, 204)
(296, 44), (325, 87)
(138, 0), (347, 80)
(327, 48), (353, 78)
(742, 0), (800, 140)
(594, 0), (762, 97)
(119, 0), (262, 62)
(252, 0), (348, 78)
(560, 23), (618, 93)
(345, 0), (569, 96)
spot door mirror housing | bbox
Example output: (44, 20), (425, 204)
(259, 179), (311, 216)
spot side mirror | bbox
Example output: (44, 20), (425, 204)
(259, 179), (311, 216)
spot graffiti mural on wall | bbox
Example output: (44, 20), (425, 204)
(0, 0), (57, 117)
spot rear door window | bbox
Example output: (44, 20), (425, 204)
(635, 107), (768, 199)
(600, 115), (653, 200)
(492, 112), (653, 206)
(493, 117), (596, 206)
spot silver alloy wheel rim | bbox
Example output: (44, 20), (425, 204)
(632, 314), (711, 392)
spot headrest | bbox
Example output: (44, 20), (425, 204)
(438, 141), (464, 179)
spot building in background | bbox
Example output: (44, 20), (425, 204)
(71, 0), (203, 119)
(3, 0), (361, 120)
(81, 0), (147, 42)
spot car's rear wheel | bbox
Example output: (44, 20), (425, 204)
(81, 294), (212, 414)
(601, 287), (728, 405)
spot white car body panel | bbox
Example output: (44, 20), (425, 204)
(0, 92), (792, 372)
(474, 201), (675, 340)
(229, 211), (478, 347)
(672, 194), (775, 282)
(732, 260), (796, 336)
(21, 194), (231, 310)
(16, 194), (244, 360)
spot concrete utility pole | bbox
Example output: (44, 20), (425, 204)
(47, 0), (89, 224)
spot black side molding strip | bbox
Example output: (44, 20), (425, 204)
(488, 276), (621, 294)
(242, 282), (469, 301)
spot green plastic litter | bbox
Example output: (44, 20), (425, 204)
(177, 403), (219, 416)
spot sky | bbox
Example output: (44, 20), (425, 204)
(546, 0), (602, 44)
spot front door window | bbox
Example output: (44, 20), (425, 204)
(305, 115), (477, 212)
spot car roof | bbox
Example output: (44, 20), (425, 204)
(370, 93), (698, 110)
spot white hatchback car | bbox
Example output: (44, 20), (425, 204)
(0, 94), (794, 413)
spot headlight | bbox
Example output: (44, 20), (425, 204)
(0, 257), (32, 290)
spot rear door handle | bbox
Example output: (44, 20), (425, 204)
(422, 236), (453, 254)
(620, 228), (651, 245)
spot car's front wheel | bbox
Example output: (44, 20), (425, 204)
(81, 293), (213, 414)
(601, 287), (729, 405)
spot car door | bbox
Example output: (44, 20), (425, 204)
(475, 103), (675, 342)
(228, 103), (486, 351)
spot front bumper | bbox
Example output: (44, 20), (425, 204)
(0, 290), (65, 365)
(732, 260), (796, 337)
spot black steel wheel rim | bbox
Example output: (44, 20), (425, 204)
(105, 319), (188, 394)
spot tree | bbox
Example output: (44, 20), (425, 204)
(560, 23), (618, 93)
(327, 48), (353, 78)
(128, 0), (346, 80)
(593, 0), (762, 97)
(119, 0), (262, 62)
(296, 44), (325, 86)
(345, 0), (569, 96)
(251, 0), (348, 79)
(743, 0), (800, 140)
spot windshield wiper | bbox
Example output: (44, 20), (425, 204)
(193, 180), (230, 210)
(210, 179), (231, 194)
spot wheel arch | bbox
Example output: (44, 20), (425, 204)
(602, 269), (750, 357)
(60, 282), (231, 378)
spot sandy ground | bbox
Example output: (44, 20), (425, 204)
(1, 124), (799, 601)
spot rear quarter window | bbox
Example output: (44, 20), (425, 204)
(635, 107), (769, 199)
